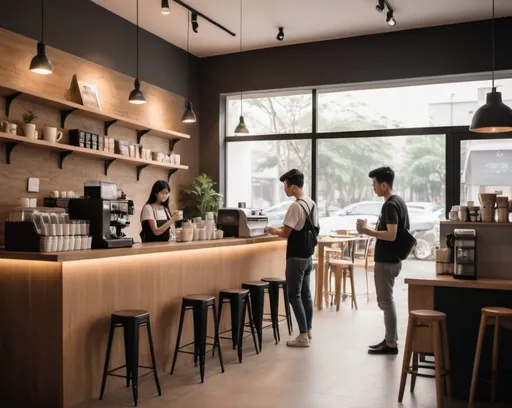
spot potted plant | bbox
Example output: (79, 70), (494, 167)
(22, 111), (37, 139)
(180, 173), (223, 219)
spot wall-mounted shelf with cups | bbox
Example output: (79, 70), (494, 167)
(0, 132), (188, 181)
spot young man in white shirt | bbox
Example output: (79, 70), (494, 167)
(266, 169), (319, 347)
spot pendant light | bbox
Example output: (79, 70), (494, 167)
(234, 0), (249, 134)
(182, 11), (197, 123)
(470, 0), (512, 133)
(129, 0), (146, 104)
(30, 0), (53, 75)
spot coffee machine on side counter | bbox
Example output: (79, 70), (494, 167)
(68, 181), (134, 249)
(217, 208), (268, 238)
(453, 228), (477, 280)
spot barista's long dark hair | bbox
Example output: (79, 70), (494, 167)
(145, 180), (171, 212)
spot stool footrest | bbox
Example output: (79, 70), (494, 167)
(407, 364), (449, 379)
(107, 364), (156, 380)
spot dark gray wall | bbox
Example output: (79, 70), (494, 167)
(0, 0), (197, 98)
(198, 18), (512, 186)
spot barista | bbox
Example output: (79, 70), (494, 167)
(140, 180), (174, 242)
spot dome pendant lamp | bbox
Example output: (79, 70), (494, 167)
(470, 0), (512, 133)
(30, 0), (53, 75)
(234, 0), (249, 134)
(129, 0), (146, 104)
(182, 11), (197, 123)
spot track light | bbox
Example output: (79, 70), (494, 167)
(375, 0), (384, 12)
(276, 27), (284, 41)
(386, 10), (396, 26)
(161, 0), (170, 15)
(191, 12), (198, 33)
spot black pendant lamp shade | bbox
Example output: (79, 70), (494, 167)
(470, 0), (512, 133)
(30, 0), (52, 75)
(182, 101), (197, 123)
(234, 115), (249, 134)
(129, 0), (146, 104)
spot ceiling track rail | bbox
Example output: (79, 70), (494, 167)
(172, 0), (236, 37)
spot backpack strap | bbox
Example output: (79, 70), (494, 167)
(297, 199), (318, 229)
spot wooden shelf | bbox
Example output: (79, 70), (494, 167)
(0, 84), (190, 143)
(0, 132), (188, 181)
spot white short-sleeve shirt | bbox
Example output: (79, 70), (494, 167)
(140, 204), (170, 222)
(283, 196), (318, 231)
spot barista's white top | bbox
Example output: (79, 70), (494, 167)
(141, 204), (170, 222)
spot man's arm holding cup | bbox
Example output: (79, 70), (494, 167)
(356, 218), (398, 242)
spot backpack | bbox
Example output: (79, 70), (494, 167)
(297, 199), (320, 256)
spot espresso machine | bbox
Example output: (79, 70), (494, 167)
(452, 229), (477, 280)
(68, 182), (134, 249)
(217, 208), (268, 238)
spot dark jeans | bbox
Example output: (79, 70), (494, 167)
(285, 257), (313, 334)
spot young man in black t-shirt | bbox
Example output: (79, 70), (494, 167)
(356, 167), (409, 355)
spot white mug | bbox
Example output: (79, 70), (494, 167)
(43, 127), (63, 143)
(29, 198), (37, 208)
(22, 123), (37, 139)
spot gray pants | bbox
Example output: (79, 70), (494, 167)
(285, 257), (313, 334)
(374, 262), (402, 347)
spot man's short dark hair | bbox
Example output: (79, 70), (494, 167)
(280, 168), (304, 188)
(368, 166), (395, 188)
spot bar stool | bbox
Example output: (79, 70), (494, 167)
(469, 306), (512, 405)
(241, 281), (270, 350)
(215, 288), (259, 363)
(261, 277), (293, 343)
(398, 310), (452, 408)
(170, 295), (224, 383)
(99, 310), (161, 407)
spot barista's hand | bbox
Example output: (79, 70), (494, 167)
(265, 226), (277, 235)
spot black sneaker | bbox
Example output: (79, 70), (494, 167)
(369, 339), (386, 349)
(368, 343), (399, 355)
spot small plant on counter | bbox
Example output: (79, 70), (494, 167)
(180, 173), (223, 219)
(23, 111), (37, 123)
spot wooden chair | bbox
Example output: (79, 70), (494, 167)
(398, 310), (451, 408)
(469, 307), (512, 406)
(327, 240), (358, 311)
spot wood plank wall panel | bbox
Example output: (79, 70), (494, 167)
(0, 28), (199, 242)
(61, 240), (286, 407)
(0, 259), (64, 406)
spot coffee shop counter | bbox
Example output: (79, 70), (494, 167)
(0, 236), (286, 408)
(405, 273), (512, 403)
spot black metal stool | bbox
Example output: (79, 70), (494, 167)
(261, 277), (293, 343)
(215, 288), (259, 363)
(170, 295), (224, 383)
(99, 310), (161, 407)
(242, 280), (276, 349)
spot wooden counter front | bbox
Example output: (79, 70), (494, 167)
(0, 237), (287, 407)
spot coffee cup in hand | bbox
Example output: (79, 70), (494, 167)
(356, 218), (367, 230)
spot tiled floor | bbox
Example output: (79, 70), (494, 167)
(77, 260), (505, 408)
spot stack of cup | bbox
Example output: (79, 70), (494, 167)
(496, 196), (509, 223)
(479, 193), (497, 223)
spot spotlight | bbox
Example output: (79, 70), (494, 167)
(386, 10), (396, 26)
(375, 0), (384, 12)
(191, 12), (198, 33)
(161, 0), (170, 15)
(276, 27), (284, 41)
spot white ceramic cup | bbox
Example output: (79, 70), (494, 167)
(29, 198), (37, 208)
(81, 236), (88, 250)
(74, 236), (82, 250)
(50, 236), (58, 252)
(87, 236), (92, 249)
(174, 154), (181, 165)
(23, 123), (37, 139)
(61, 191), (67, 198)
(43, 127), (63, 143)
(57, 236), (64, 252)
(63, 236), (70, 251)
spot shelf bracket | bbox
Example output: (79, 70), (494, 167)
(136, 130), (150, 144)
(104, 120), (118, 135)
(169, 138), (181, 152)
(4, 142), (20, 164)
(104, 159), (116, 176)
(60, 108), (77, 128)
(5, 92), (21, 117)
(136, 165), (148, 181)
(168, 168), (179, 179)
(59, 151), (73, 169)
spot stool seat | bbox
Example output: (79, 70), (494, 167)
(410, 310), (447, 320)
(112, 310), (149, 319)
(220, 288), (249, 295)
(242, 281), (269, 287)
(261, 277), (286, 283)
(481, 306), (512, 316)
(328, 259), (353, 267)
(183, 294), (215, 302)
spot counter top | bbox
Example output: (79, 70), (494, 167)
(405, 274), (512, 291)
(0, 235), (284, 262)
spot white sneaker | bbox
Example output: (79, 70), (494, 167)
(307, 331), (312, 341)
(287, 334), (310, 347)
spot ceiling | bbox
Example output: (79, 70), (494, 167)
(91, 0), (512, 57)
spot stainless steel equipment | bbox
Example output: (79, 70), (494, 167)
(217, 208), (268, 238)
(453, 228), (477, 280)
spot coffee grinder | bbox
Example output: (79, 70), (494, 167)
(453, 229), (477, 280)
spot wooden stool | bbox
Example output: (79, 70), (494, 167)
(469, 307), (512, 405)
(398, 310), (452, 408)
(328, 259), (357, 311)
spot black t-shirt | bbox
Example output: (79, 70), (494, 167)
(374, 195), (409, 264)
